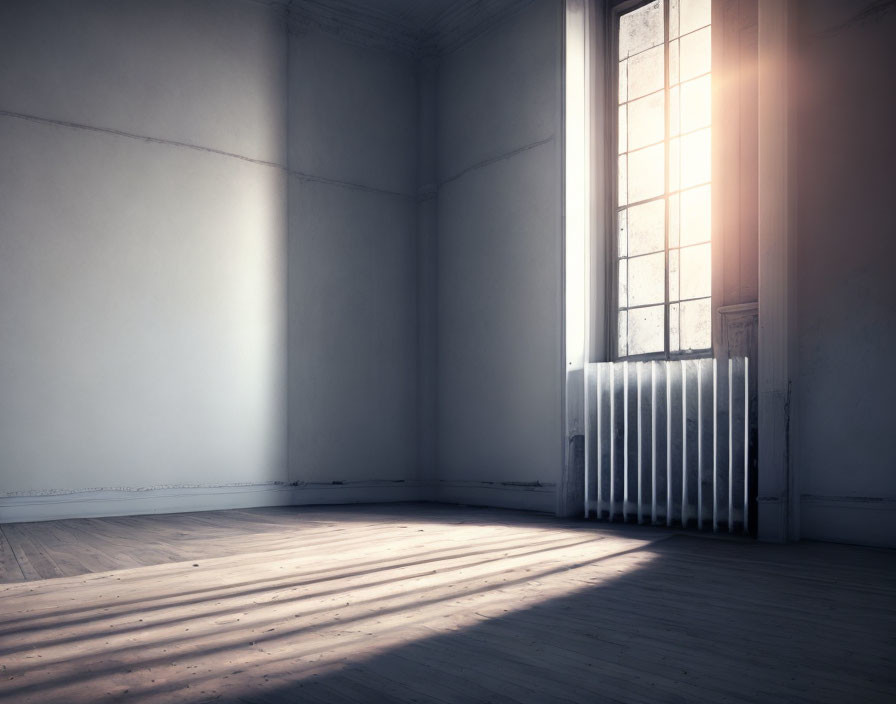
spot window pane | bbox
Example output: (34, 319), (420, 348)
(619, 104), (628, 154)
(680, 74), (711, 133)
(669, 39), (679, 85)
(680, 25), (711, 81)
(627, 45), (664, 101)
(669, 192), (680, 247)
(680, 184), (711, 246)
(628, 143), (664, 203)
(619, 0), (664, 59)
(618, 258), (628, 309)
(618, 310), (629, 357)
(670, 301), (680, 350)
(618, 154), (628, 206)
(628, 90), (664, 151)
(619, 59), (628, 104)
(670, 84), (680, 136)
(680, 127), (711, 189)
(628, 305), (665, 355)
(669, 248), (679, 300)
(615, 0), (712, 360)
(679, 243), (711, 299)
(628, 252), (665, 307)
(669, 137), (680, 192)
(673, 297), (711, 351)
(618, 207), (628, 257)
(680, 0), (711, 37)
(627, 198), (665, 256)
(672, 0), (712, 41)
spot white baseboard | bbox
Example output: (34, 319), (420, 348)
(434, 481), (556, 513)
(8, 485), (891, 548)
(0, 481), (431, 523)
(800, 495), (896, 548)
(0, 484), (296, 523)
(0, 480), (558, 523)
(291, 481), (431, 506)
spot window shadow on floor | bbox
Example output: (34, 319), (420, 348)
(202, 536), (896, 703)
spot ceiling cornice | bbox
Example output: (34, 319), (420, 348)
(420, 0), (535, 56)
(285, 0), (533, 59)
(287, 0), (420, 56)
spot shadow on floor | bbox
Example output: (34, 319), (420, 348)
(2, 513), (894, 704)
(217, 536), (896, 704)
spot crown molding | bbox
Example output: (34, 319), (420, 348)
(420, 0), (535, 57)
(287, 0), (420, 56)
(286, 0), (533, 59)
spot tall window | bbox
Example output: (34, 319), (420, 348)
(615, 0), (712, 358)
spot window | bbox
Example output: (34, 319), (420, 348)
(614, 0), (712, 358)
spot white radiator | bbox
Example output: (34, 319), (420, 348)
(584, 358), (751, 533)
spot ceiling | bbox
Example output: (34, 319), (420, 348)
(331, 0), (463, 32)
(287, 0), (533, 56)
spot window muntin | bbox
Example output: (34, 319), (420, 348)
(616, 0), (712, 359)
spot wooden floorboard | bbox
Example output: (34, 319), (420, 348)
(0, 526), (25, 583)
(0, 504), (893, 703)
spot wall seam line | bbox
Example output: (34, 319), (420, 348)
(438, 134), (555, 188)
(0, 109), (414, 200)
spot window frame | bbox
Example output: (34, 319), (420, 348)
(607, 0), (714, 362)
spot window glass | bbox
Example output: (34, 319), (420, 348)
(616, 0), (712, 357)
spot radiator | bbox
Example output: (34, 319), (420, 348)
(584, 358), (751, 533)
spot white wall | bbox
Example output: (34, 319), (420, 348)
(0, 0), (290, 517)
(435, 0), (564, 511)
(0, 0), (557, 521)
(793, 0), (896, 547)
(0, 0), (574, 521)
(286, 29), (420, 492)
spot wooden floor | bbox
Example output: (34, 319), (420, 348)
(0, 504), (894, 703)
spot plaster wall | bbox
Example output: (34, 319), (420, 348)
(286, 29), (419, 486)
(0, 0), (289, 507)
(435, 0), (564, 511)
(793, 0), (896, 547)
